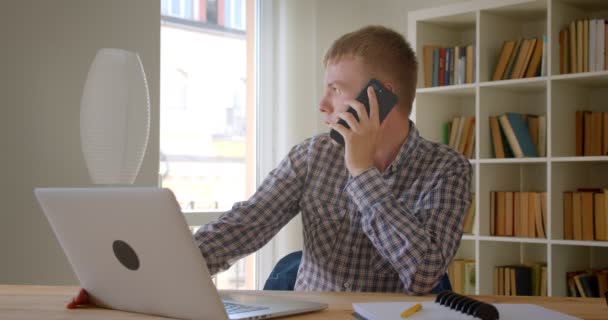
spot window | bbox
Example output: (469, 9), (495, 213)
(160, 0), (255, 290)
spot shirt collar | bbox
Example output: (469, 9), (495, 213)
(387, 120), (420, 171)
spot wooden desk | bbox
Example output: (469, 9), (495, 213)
(1, 285), (606, 320)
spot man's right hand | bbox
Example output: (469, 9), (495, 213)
(66, 288), (92, 309)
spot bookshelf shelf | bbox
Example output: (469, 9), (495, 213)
(409, 0), (608, 297)
(477, 158), (548, 163)
(551, 239), (608, 247)
(477, 235), (549, 244)
(479, 77), (548, 91)
(416, 83), (476, 95)
(551, 156), (608, 162)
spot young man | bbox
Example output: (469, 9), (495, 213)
(193, 25), (471, 294)
(68, 26), (471, 307)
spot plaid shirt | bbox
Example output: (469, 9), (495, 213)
(194, 122), (472, 294)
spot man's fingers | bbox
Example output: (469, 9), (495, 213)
(330, 123), (351, 143)
(67, 288), (91, 309)
(367, 86), (379, 125)
(337, 112), (358, 132)
(344, 100), (368, 125)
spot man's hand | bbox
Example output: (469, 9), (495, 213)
(67, 288), (92, 309)
(330, 86), (379, 177)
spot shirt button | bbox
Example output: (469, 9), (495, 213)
(344, 281), (351, 289)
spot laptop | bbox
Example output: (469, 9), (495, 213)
(34, 187), (327, 320)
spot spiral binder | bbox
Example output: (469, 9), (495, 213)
(435, 291), (500, 320)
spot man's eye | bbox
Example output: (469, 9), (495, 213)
(332, 87), (341, 94)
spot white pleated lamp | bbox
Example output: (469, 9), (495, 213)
(80, 48), (150, 185)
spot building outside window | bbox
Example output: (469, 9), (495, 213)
(160, 0), (255, 290)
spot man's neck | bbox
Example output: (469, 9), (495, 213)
(374, 113), (410, 172)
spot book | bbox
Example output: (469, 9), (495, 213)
(493, 40), (516, 80)
(489, 116), (505, 158)
(505, 191), (514, 236)
(604, 112), (608, 155)
(534, 192), (546, 238)
(572, 192), (583, 240)
(514, 192), (522, 237)
(537, 114), (546, 157)
(528, 191), (537, 237)
(597, 20), (605, 71)
(592, 112), (603, 156)
(570, 21), (577, 73)
(433, 48), (439, 87)
(590, 20), (597, 72)
(584, 111), (592, 156)
(352, 292), (581, 320)
(499, 113), (538, 158)
(541, 35), (547, 76)
(521, 191), (529, 238)
(525, 37), (543, 78)
(560, 28), (569, 74)
(581, 192), (594, 241)
(462, 193), (476, 234)
(563, 192), (573, 240)
(496, 191), (506, 236)
(464, 260), (476, 295)
(574, 273), (599, 297)
(510, 38), (532, 79)
(423, 45), (440, 88)
(583, 20), (589, 72)
(504, 38), (523, 79)
(595, 192), (606, 241)
(466, 45), (474, 83)
(575, 111), (583, 156)
(577, 20), (583, 73)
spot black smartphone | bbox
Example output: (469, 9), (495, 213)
(330, 78), (398, 145)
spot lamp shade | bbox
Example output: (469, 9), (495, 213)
(80, 48), (150, 185)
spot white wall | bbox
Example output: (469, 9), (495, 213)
(0, 0), (160, 285)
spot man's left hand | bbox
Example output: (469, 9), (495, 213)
(330, 86), (379, 177)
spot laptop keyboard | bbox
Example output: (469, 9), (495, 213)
(223, 301), (269, 315)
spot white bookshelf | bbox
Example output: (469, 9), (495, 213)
(408, 0), (608, 297)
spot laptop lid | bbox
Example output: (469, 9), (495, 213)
(34, 187), (327, 320)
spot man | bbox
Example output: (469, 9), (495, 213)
(192, 25), (471, 294)
(68, 25), (471, 307)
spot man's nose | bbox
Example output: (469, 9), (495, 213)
(318, 95), (332, 113)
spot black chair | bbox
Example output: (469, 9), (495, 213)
(263, 250), (452, 293)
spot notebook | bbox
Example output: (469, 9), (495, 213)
(352, 291), (580, 320)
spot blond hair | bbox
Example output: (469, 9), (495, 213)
(323, 25), (418, 115)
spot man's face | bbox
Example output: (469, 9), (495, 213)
(318, 56), (368, 129)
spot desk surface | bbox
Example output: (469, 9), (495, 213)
(1, 285), (606, 320)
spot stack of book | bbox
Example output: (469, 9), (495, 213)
(490, 191), (547, 238)
(559, 19), (607, 74)
(448, 259), (475, 295)
(441, 116), (475, 159)
(462, 193), (475, 234)
(575, 111), (608, 156)
(494, 263), (547, 296)
(563, 188), (608, 241)
(492, 36), (546, 81)
(422, 45), (475, 87)
(566, 268), (608, 297)
(489, 113), (546, 158)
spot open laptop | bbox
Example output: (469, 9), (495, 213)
(34, 187), (327, 320)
